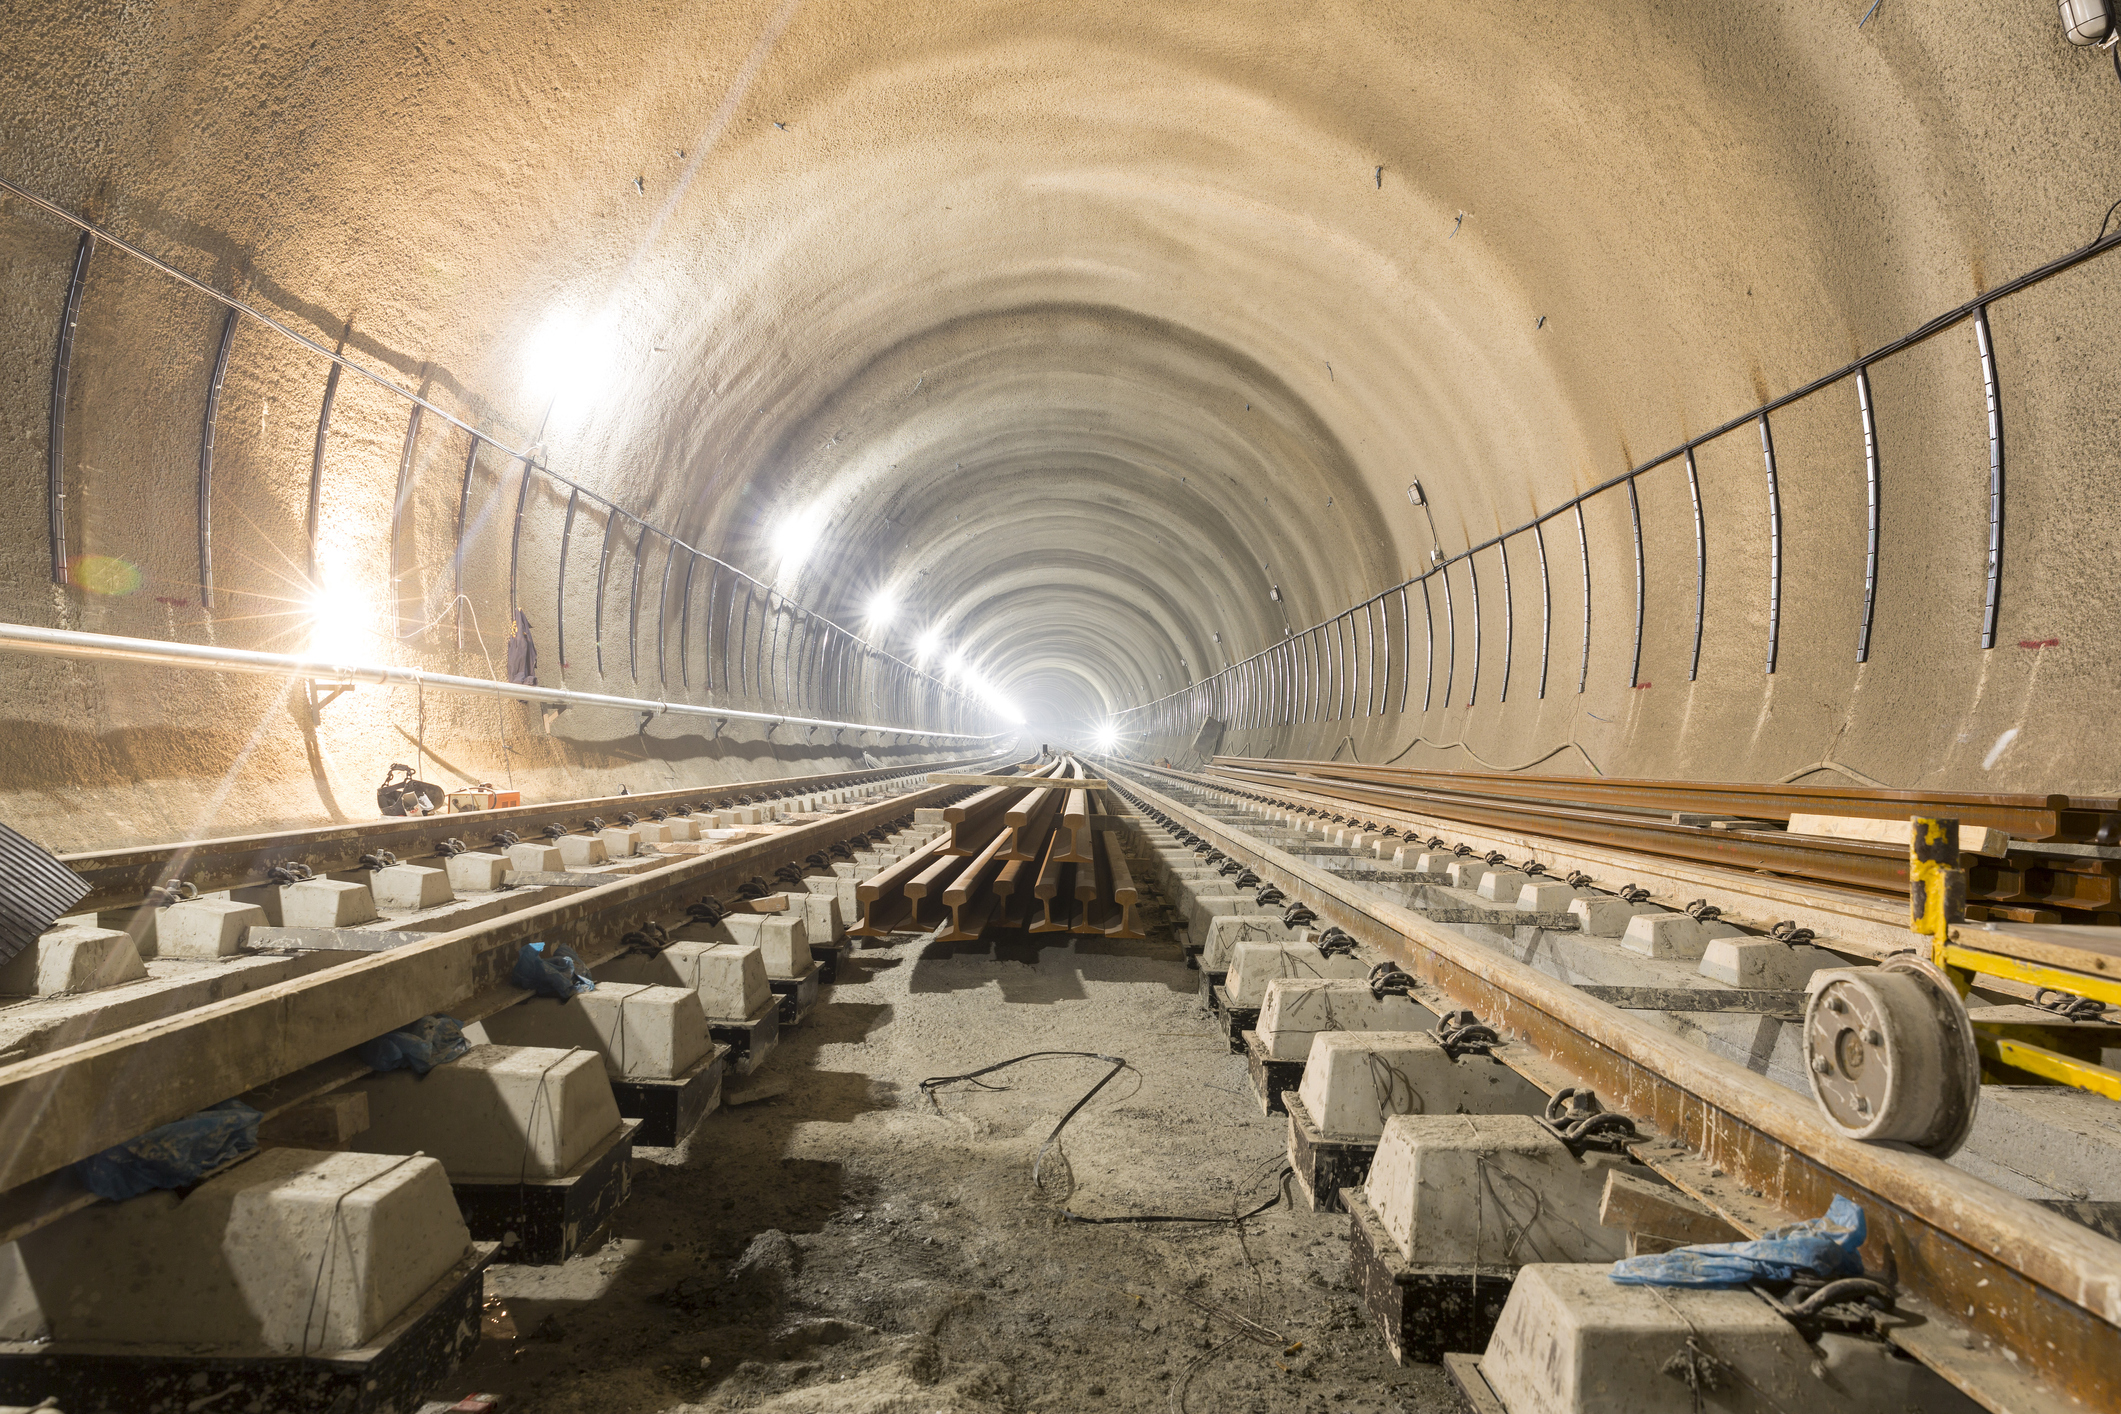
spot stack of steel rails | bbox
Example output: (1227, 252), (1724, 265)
(847, 755), (1142, 941)
(1205, 756), (2121, 924)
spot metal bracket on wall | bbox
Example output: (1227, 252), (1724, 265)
(636, 709), (656, 733)
(302, 680), (356, 723)
(541, 704), (566, 734)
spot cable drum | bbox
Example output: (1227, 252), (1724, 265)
(1802, 957), (1980, 1158)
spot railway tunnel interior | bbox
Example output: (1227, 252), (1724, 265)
(3, 4), (2121, 1414)
(5, 2), (2121, 849)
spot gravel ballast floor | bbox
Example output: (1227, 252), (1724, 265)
(445, 917), (1462, 1414)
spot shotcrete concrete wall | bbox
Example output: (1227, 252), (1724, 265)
(3, 1), (2119, 848)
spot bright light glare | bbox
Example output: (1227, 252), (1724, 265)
(914, 629), (942, 664)
(521, 308), (621, 425)
(306, 549), (372, 661)
(948, 655), (1026, 725)
(770, 506), (829, 581)
(1092, 725), (1119, 751)
(867, 592), (897, 627)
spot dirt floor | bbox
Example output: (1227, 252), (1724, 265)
(442, 910), (1464, 1414)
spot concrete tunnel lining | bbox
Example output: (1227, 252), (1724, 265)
(2, 0), (2120, 840)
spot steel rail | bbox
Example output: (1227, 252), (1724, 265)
(46, 230), (91, 586)
(1855, 369), (1880, 664)
(1111, 764), (2121, 1414)
(1532, 521), (1550, 698)
(0, 780), (969, 1203)
(1202, 759), (2119, 912)
(1210, 755), (2103, 839)
(1976, 305), (2006, 650)
(58, 756), (978, 914)
(391, 401), (425, 638)
(0, 623), (1007, 746)
(1685, 448), (1705, 680)
(198, 308), (237, 610)
(306, 360), (343, 579)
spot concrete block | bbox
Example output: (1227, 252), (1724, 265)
(1258, 979), (1438, 1061)
(722, 912), (810, 976)
(445, 851), (510, 893)
(1296, 1031), (1546, 1140)
(474, 982), (710, 1080)
(282, 879), (378, 928)
(0, 1146), (468, 1353)
(797, 890), (844, 945)
(1620, 911), (1709, 960)
(227, 883), (285, 926)
(368, 864), (454, 910)
(157, 898), (268, 958)
(1699, 936), (1837, 989)
(1225, 941), (1370, 1006)
(1184, 890), (1263, 940)
(258, 1092), (370, 1149)
(663, 817), (698, 841)
(1479, 1263), (1980, 1414)
(507, 842), (565, 872)
(94, 906), (157, 957)
(1364, 1113), (1631, 1266)
(633, 822), (671, 844)
(597, 940), (769, 1020)
(1516, 880), (1581, 911)
(1443, 859), (1484, 888)
(914, 807), (948, 826)
(0, 927), (146, 996)
(596, 826), (639, 857)
(1568, 895), (1648, 937)
(557, 834), (609, 868)
(348, 1043), (622, 1181)
(1201, 913), (1297, 970)
(1476, 870), (1532, 902)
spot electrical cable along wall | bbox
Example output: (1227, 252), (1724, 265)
(3, 176), (979, 741)
(1115, 225), (2121, 758)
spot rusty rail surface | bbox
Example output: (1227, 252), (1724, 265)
(1207, 757), (2121, 921)
(1110, 762), (2120, 1414)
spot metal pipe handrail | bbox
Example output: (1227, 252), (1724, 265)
(0, 622), (1004, 743)
(1119, 222), (2121, 724)
(0, 174), (962, 705)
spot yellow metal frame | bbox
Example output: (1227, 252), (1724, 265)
(1910, 814), (2120, 1103)
(1937, 941), (2121, 1011)
(1974, 1031), (2121, 1101)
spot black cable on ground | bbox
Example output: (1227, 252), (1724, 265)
(919, 1050), (1295, 1225)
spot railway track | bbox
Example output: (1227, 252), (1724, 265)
(1205, 756), (2121, 923)
(0, 755), (1009, 1241)
(1100, 757), (2121, 1414)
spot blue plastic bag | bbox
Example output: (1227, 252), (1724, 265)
(1610, 1194), (1868, 1287)
(356, 1014), (471, 1075)
(74, 1100), (261, 1202)
(512, 940), (595, 999)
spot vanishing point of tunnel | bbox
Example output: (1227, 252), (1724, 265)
(0, 5), (2118, 1414)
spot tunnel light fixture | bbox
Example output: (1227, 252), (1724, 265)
(866, 592), (897, 628)
(521, 308), (621, 426)
(914, 628), (942, 664)
(1092, 724), (1119, 751)
(769, 506), (828, 582)
(305, 547), (371, 662)
(1406, 480), (1426, 506)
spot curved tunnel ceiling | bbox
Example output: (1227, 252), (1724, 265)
(6, 0), (2121, 807)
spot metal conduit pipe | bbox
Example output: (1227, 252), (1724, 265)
(0, 623), (1005, 743)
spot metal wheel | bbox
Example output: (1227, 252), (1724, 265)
(1803, 956), (1980, 1158)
